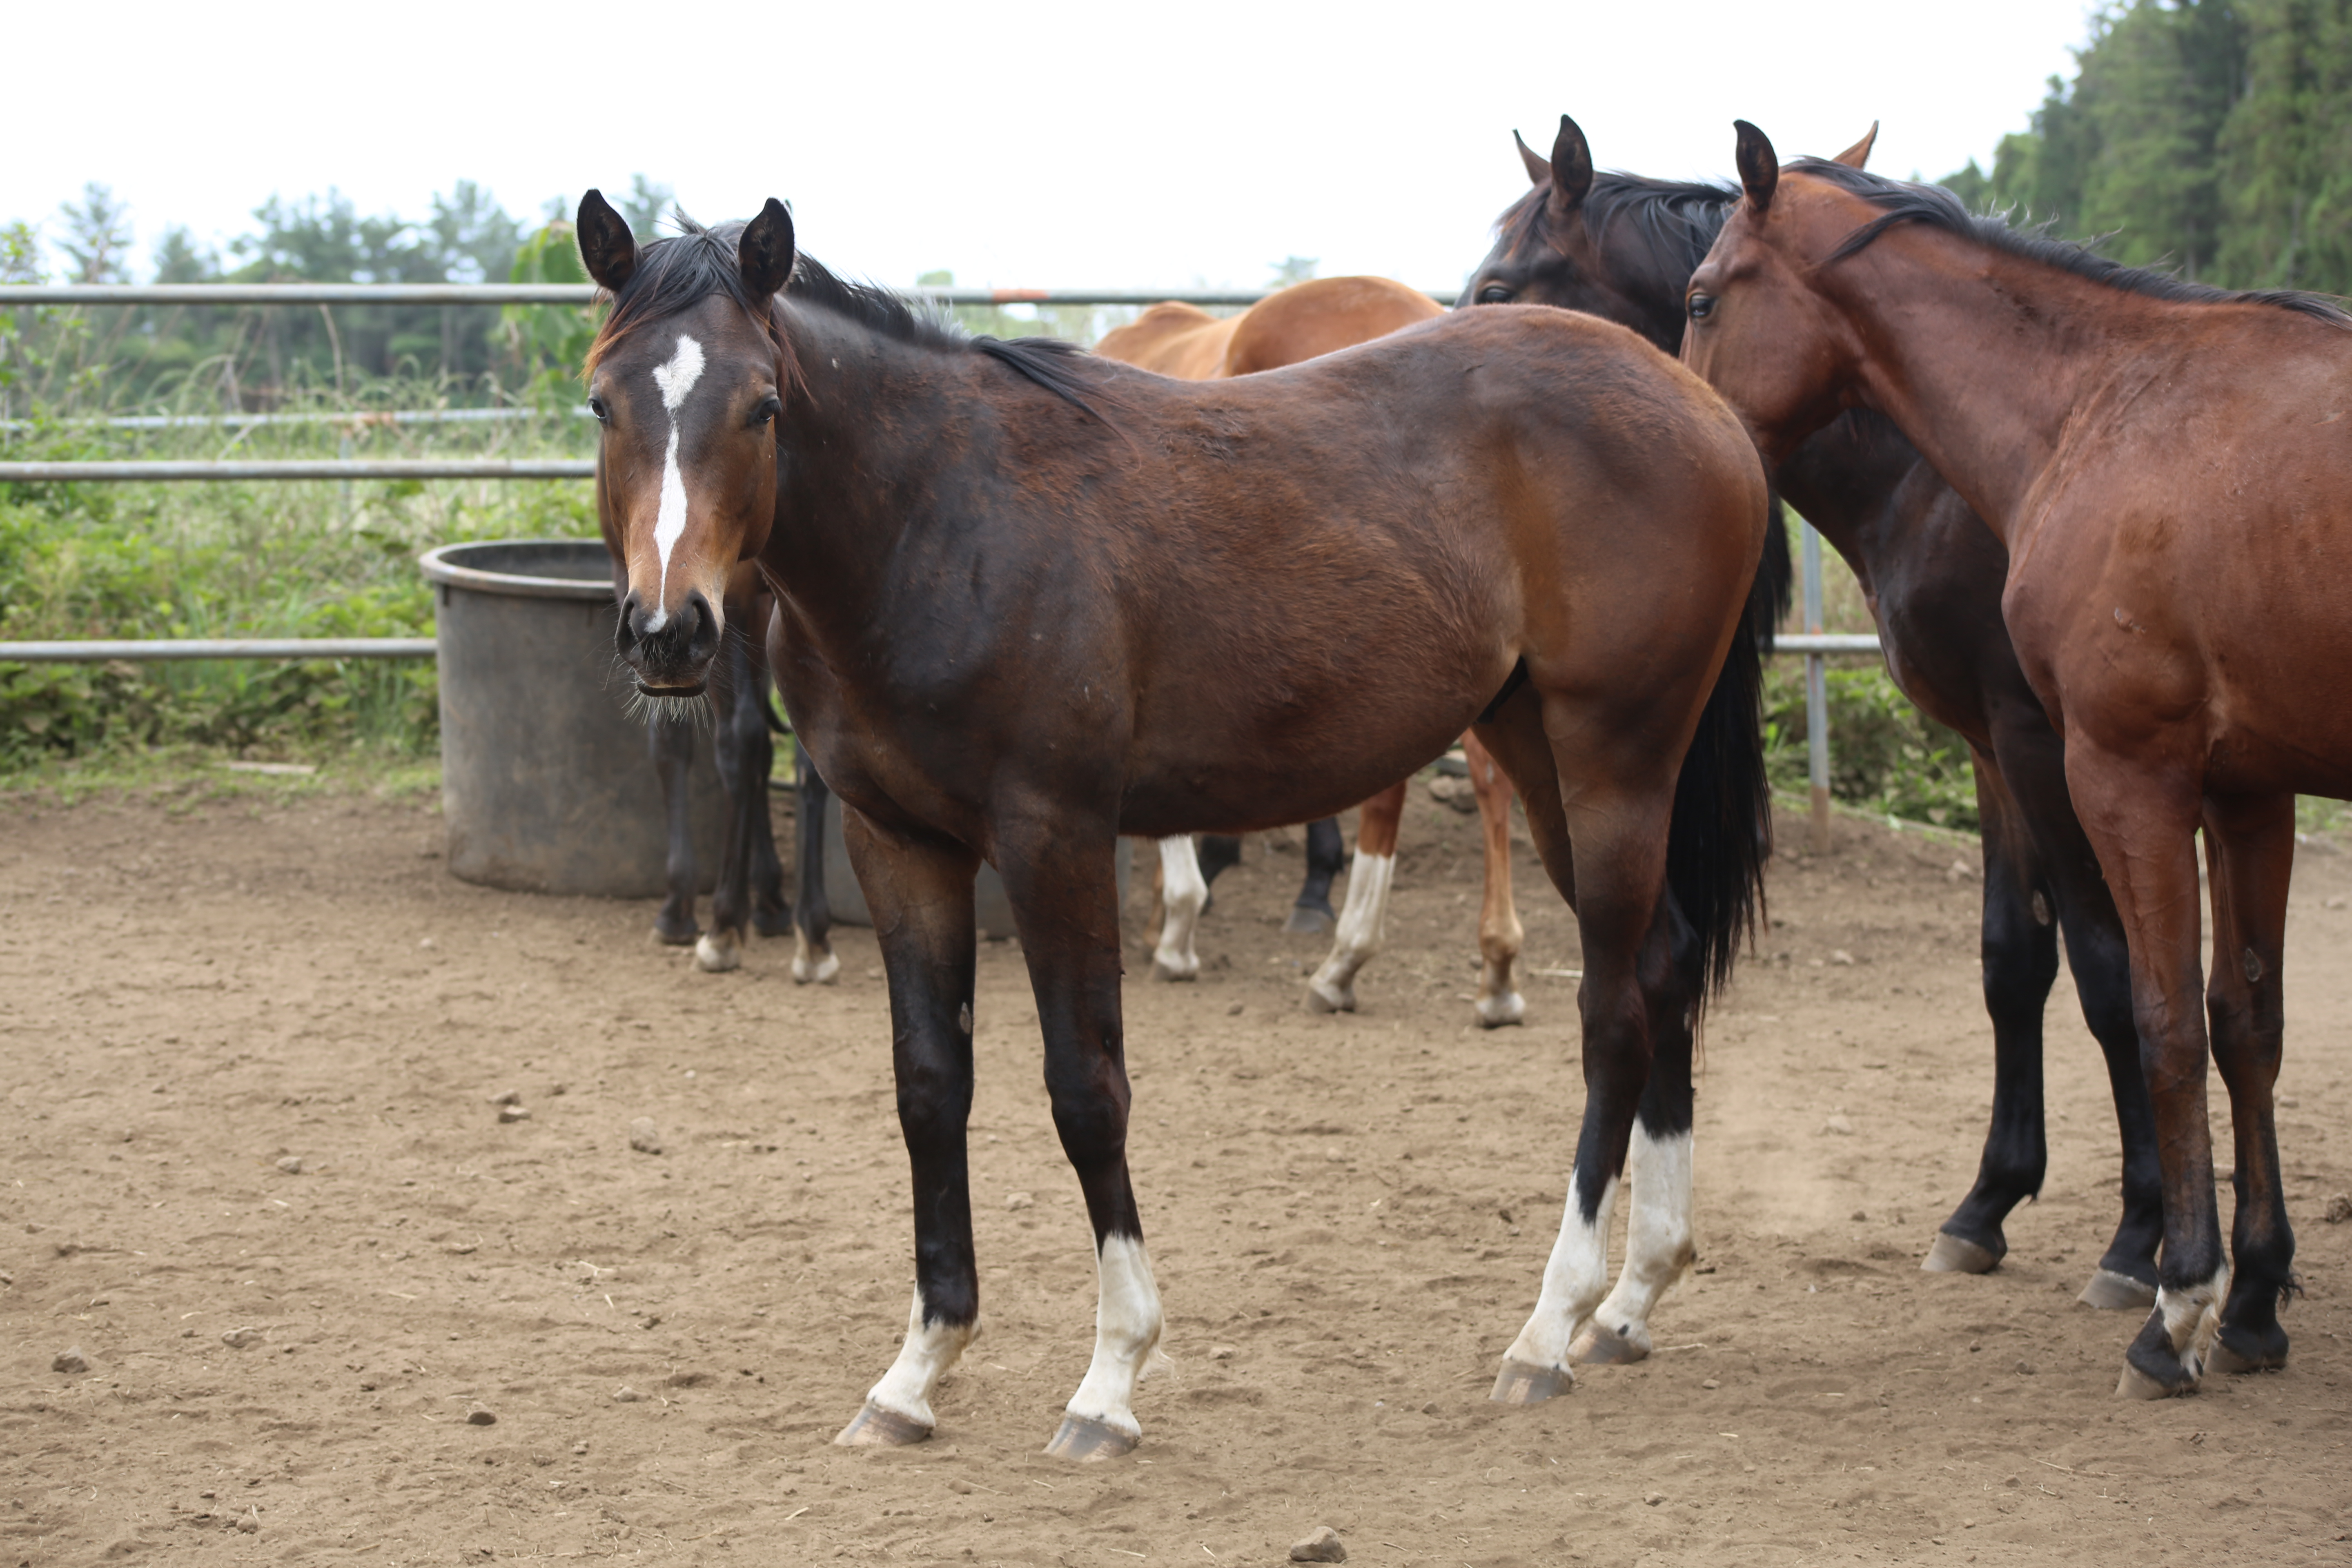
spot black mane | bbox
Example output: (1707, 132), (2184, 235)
(593, 210), (1109, 417)
(1797, 159), (2352, 325)
(1496, 172), (1738, 288)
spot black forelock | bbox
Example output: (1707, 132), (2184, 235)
(1795, 158), (2352, 326)
(1497, 172), (1739, 283)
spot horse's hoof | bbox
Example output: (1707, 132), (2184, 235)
(2078, 1268), (2159, 1312)
(1042, 1414), (1137, 1461)
(694, 933), (741, 973)
(793, 949), (841, 986)
(2114, 1362), (2189, 1401)
(1921, 1231), (2000, 1274)
(2209, 1323), (2288, 1375)
(1474, 991), (1526, 1029)
(1285, 904), (1336, 935)
(1303, 980), (1354, 1014)
(833, 1401), (932, 1447)
(1568, 1324), (1649, 1365)
(1488, 1357), (1573, 1404)
(1151, 955), (1199, 983)
(652, 915), (699, 947)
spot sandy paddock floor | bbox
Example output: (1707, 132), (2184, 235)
(2, 781), (2349, 1566)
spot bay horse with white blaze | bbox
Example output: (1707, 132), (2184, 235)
(1684, 121), (2352, 1399)
(1095, 277), (1533, 1026)
(1461, 114), (2165, 1334)
(574, 189), (1771, 1456)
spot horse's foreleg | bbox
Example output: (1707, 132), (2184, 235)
(1287, 817), (1345, 933)
(1149, 837), (1205, 982)
(1464, 731), (1526, 1027)
(1305, 785), (1403, 1013)
(1924, 754), (2055, 1272)
(792, 753), (839, 984)
(648, 713), (699, 945)
(2065, 744), (2222, 1400)
(696, 634), (761, 973)
(2203, 795), (2296, 1376)
(832, 810), (981, 1447)
(747, 637), (793, 942)
(1000, 824), (1165, 1460)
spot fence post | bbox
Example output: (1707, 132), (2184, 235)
(1801, 521), (1831, 853)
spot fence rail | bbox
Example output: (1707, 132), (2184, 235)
(0, 284), (1452, 308)
(0, 459), (594, 483)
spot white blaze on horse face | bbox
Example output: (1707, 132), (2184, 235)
(1585, 1125), (1695, 1359)
(1305, 849), (1395, 1012)
(1152, 837), (1206, 982)
(644, 333), (706, 630)
(1505, 1169), (1620, 1372)
(863, 1289), (975, 1429)
(1063, 1234), (1166, 1440)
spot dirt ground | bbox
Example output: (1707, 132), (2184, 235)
(3, 777), (2349, 1567)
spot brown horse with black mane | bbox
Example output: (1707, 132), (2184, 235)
(1683, 121), (2352, 1401)
(573, 189), (1771, 1457)
(1458, 115), (2167, 1366)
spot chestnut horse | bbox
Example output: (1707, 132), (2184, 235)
(1460, 115), (2165, 1352)
(573, 191), (1771, 1455)
(1096, 276), (1532, 1026)
(1684, 122), (2352, 1399)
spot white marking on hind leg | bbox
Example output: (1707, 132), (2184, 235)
(863, 1290), (976, 1429)
(2156, 1263), (2230, 1379)
(1579, 1126), (1694, 1362)
(645, 334), (706, 624)
(693, 928), (741, 973)
(793, 928), (840, 985)
(1062, 1234), (1167, 1441)
(1305, 849), (1394, 1012)
(1152, 837), (1205, 981)
(1504, 1171), (1619, 1374)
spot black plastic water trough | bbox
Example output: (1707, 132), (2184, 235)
(419, 539), (723, 897)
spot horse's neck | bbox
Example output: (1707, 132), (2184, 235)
(1826, 235), (2125, 546)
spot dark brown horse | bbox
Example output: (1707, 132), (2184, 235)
(1683, 121), (2352, 1399)
(572, 190), (1772, 1455)
(1458, 116), (2166, 1360)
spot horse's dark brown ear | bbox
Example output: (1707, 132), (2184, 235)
(577, 189), (637, 292)
(1546, 114), (1594, 219)
(1830, 121), (1879, 170)
(1514, 129), (1552, 187)
(739, 198), (796, 300)
(1734, 120), (1778, 213)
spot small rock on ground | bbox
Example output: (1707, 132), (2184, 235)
(2324, 1192), (2352, 1224)
(222, 1327), (260, 1349)
(628, 1118), (662, 1155)
(1004, 1192), (1033, 1211)
(274, 1156), (305, 1174)
(52, 1346), (90, 1374)
(466, 1406), (497, 1425)
(499, 1102), (531, 1123)
(1290, 1525), (1347, 1563)
(612, 1385), (646, 1403)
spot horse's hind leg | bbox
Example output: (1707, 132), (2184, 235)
(832, 809), (982, 1447)
(2203, 794), (2296, 1375)
(1464, 730), (1526, 1028)
(696, 632), (764, 973)
(649, 713), (699, 946)
(1924, 754), (2056, 1273)
(1149, 837), (1205, 982)
(792, 752), (839, 984)
(747, 631), (793, 941)
(1305, 784), (1403, 1013)
(1287, 817), (1345, 933)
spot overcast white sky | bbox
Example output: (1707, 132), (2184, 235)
(11, 0), (2096, 293)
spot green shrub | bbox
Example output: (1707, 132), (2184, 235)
(1763, 657), (1980, 831)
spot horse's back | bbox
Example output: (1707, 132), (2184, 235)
(1094, 301), (1236, 378)
(1220, 276), (1445, 377)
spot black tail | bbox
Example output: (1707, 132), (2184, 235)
(1745, 494), (1793, 652)
(1665, 590), (1773, 1010)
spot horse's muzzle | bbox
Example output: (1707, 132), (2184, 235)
(615, 588), (721, 690)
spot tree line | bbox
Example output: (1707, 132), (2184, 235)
(1945, 0), (2352, 292)
(1, 176), (672, 417)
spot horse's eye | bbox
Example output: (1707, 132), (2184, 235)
(588, 395), (611, 423)
(1476, 285), (1514, 305)
(1686, 293), (1716, 321)
(751, 394), (782, 428)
